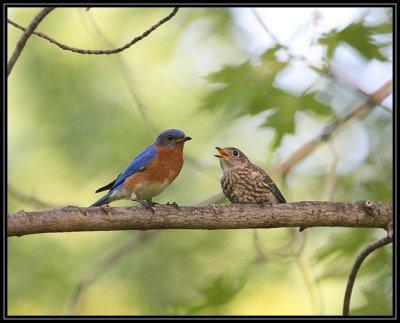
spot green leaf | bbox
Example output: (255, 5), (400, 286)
(352, 289), (392, 315)
(318, 20), (391, 61)
(313, 229), (373, 264)
(313, 228), (392, 283)
(262, 91), (332, 149)
(202, 46), (332, 148)
(260, 44), (284, 62)
(185, 273), (247, 314)
(369, 22), (393, 35)
(351, 270), (393, 316)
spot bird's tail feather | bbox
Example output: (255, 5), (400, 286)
(91, 194), (111, 207)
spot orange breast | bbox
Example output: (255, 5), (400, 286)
(144, 146), (184, 183)
(123, 146), (184, 198)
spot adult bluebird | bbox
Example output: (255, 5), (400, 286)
(91, 129), (191, 209)
(214, 147), (286, 204)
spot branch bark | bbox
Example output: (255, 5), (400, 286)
(8, 201), (391, 237)
(7, 7), (54, 76)
(7, 7), (179, 56)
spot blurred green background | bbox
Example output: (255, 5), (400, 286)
(7, 7), (392, 315)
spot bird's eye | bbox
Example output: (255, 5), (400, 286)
(167, 135), (173, 140)
(232, 150), (239, 157)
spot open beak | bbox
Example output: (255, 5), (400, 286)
(176, 136), (192, 143)
(214, 147), (230, 159)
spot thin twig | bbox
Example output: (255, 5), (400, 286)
(251, 228), (322, 315)
(252, 227), (325, 314)
(324, 69), (389, 112)
(276, 79), (392, 177)
(203, 80), (393, 205)
(67, 191), (228, 313)
(308, 139), (341, 313)
(252, 229), (269, 262)
(314, 276), (326, 315)
(251, 9), (391, 113)
(7, 7), (54, 76)
(67, 230), (158, 314)
(380, 105), (393, 114)
(8, 185), (57, 209)
(343, 235), (392, 316)
(80, 10), (216, 178)
(253, 228), (304, 262)
(290, 246), (319, 315)
(250, 9), (282, 46)
(322, 140), (340, 201)
(80, 10), (158, 138)
(7, 7), (179, 56)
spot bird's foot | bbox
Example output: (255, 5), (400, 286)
(138, 200), (157, 214)
(143, 202), (156, 214)
(166, 201), (179, 210)
(147, 200), (159, 207)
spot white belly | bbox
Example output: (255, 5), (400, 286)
(133, 180), (171, 200)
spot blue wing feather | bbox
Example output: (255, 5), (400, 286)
(109, 144), (158, 193)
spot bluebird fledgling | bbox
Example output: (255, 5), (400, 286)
(214, 147), (286, 204)
(91, 129), (191, 210)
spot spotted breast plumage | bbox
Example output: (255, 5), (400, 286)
(91, 129), (191, 210)
(215, 147), (286, 204)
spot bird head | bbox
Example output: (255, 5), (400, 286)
(155, 129), (192, 149)
(214, 147), (249, 171)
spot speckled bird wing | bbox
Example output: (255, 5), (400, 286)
(107, 144), (158, 193)
(262, 172), (286, 203)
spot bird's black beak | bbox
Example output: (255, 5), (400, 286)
(177, 136), (192, 143)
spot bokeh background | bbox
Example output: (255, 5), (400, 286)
(7, 7), (393, 315)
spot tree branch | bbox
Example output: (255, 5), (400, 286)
(7, 201), (391, 237)
(7, 7), (54, 76)
(275, 79), (392, 177)
(342, 234), (392, 316)
(251, 10), (391, 114)
(200, 80), (392, 205)
(7, 8), (179, 56)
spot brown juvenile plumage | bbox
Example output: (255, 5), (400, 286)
(215, 147), (286, 204)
